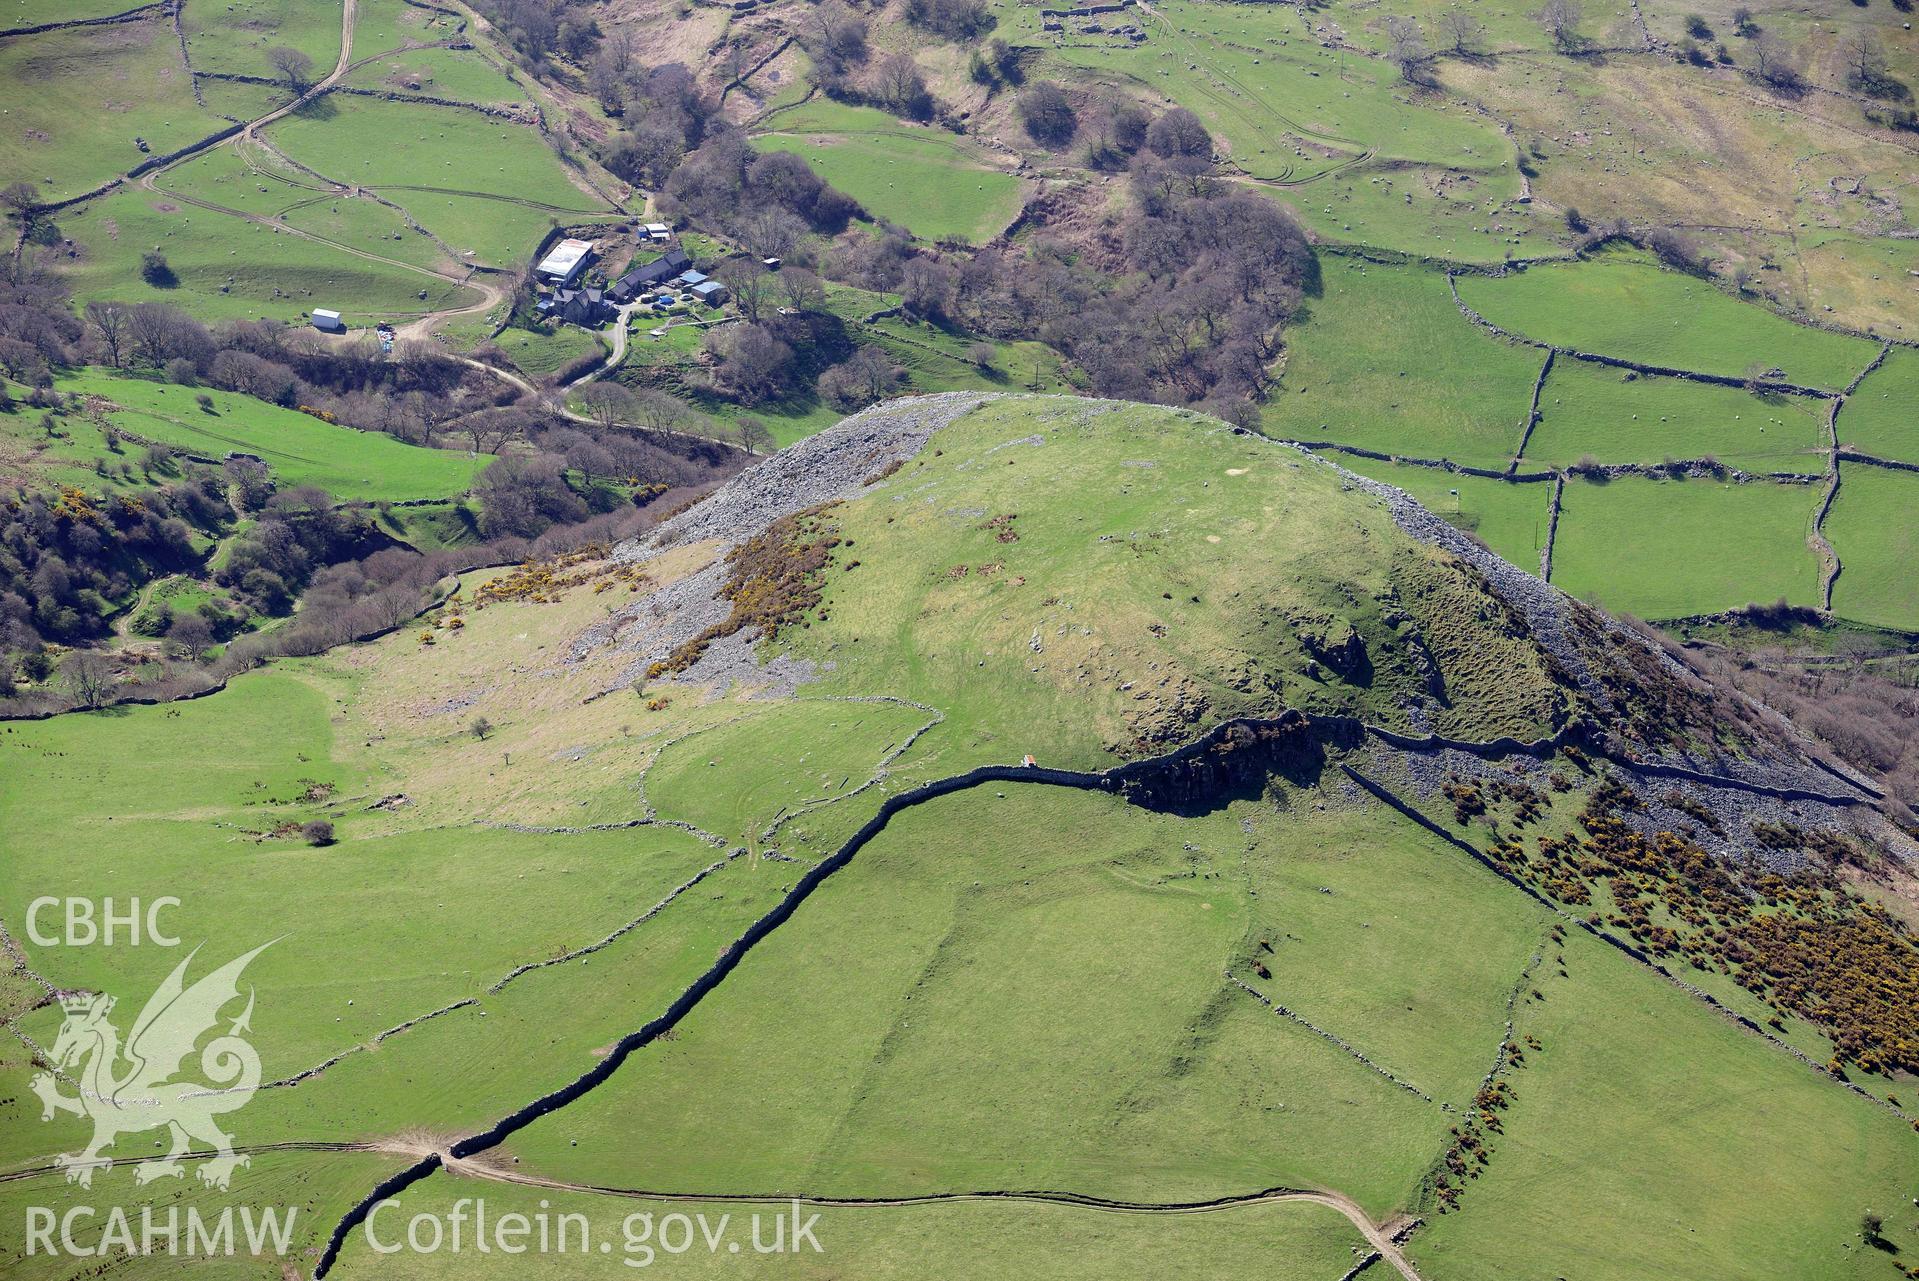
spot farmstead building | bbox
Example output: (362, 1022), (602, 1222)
(536, 238), (595, 286)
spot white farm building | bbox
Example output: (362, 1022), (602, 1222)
(536, 238), (595, 285)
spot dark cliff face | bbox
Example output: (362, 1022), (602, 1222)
(1116, 712), (1362, 815)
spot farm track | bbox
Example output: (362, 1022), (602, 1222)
(442, 1157), (1429, 1281)
(29, 0), (615, 340)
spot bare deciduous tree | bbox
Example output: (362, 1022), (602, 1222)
(870, 54), (930, 114)
(1386, 16), (1434, 84)
(1844, 34), (1897, 96)
(59, 651), (113, 709)
(1535, 0), (1585, 53)
(1749, 34), (1804, 90)
(716, 258), (773, 322)
(1438, 7), (1486, 55)
(267, 45), (315, 92)
(778, 267), (827, 314)
(1, 180), (38, 222)
(575, 380), (637, 432)
(84, 301), (129, 368)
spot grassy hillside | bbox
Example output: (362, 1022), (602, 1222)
(753, 102), (1026, 245)
(1550, 473), (1822, 619)
(1456, 253), (1879, 391)
(1266, 261), (1541, 468)
(1409, 921), (1918, 1281)
(1, 395), (1910, 1280)
(56, 370), (491, 503)
(0, 20), (217, 203)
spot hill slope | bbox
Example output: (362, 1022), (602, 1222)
(2, 395), (1914, 1281)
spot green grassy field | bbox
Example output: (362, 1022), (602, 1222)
(193, 74), (296, 123)
(492, 324), (606, 379)
(0, 648), (769, 1153)
(344, 45), (530, 107)
(332, 1179), (1375, 1279)
(0, 20), (219, 203)
(1409, 922), (1919, 1281)
(1826, 465), (1919, 632)
(753, 102), (1025, 245)
(1549, 473), (1822, 618)
(1523, 360), (1831, 475)
(645, 698), (934, 846)
(155, 143), (323, 217)
(1335, 456), (1552, 571)
(265, 98), (597, 214)
(379, 189), (573, 270)
(54, 185), (483, 323)
(57, 369), (490, 501)
(503, 790), (1488, 1218)
(179, 0), (340, 79)
(1031, 0), (1509, 182)
(0, 671), (706, 1118)
(1268, 164), (1561, 264)
(1456, 252), (1880, 391)
(1838, 347), (1919, 464)
(351, 0), (465, 54)
(2, 0), (145, 24)
(276, 192), (463, 272)
(1266, 261), (1542, 468)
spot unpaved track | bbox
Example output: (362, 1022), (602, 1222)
(444, 1157), (1426, 1280)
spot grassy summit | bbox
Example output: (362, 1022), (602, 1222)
(699, 396), (1574, 771)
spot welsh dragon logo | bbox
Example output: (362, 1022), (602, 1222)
(31, 943), (270, 1190)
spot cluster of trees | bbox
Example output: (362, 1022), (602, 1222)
(665, 132), (865, 252)
(468, 0), (602, 67)
(914, 109), (1311, 420)
(794, 0), (935, 118)
(903, 0), (994, 39)
(0, 478), (215, 647)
